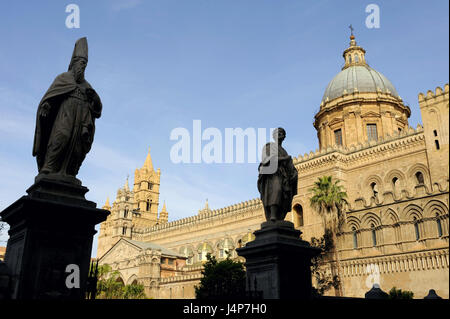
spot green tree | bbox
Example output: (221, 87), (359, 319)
(95, 264), (147, 299)
(310, 230), (341, 297)
(123, 283), (146, 299)
(195, 253), (246, 299)
(309, 176), (347, 296)
(388, 287), (414, 299)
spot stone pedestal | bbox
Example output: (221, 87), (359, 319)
(0, 177), (109, 299)
(236, 221), (320, 299)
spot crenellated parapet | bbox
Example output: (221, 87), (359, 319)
(418, 84), (449, 107)
(293, 124), (425, 170)
(159, 273), (203, 284)
(133, 198), (263, 236)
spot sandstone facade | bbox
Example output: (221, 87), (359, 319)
(97, 35), (449, 299)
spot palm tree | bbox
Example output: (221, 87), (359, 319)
(309, 176), (347, 296)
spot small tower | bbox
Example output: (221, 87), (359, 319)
(97, 197), (113, 258)
(419, 84), (449, 186)
(133, 147), (161, 228)
(198, 199), (212, 215)
(111, 176), (134, 241)
(158, 201), (169, 224)
(342, 29), (368, 70)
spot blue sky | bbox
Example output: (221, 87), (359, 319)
(0, 0), (448, 255)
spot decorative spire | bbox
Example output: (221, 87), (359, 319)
(198, 199), (212, 215)
(342, 28), (367, 70)
(124, 175), (129, 191)
(143, 146), (154, 171)
(158, 200), (169, 223)
(103, 197), (111, 209)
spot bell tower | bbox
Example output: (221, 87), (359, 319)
(133, 147), (161, 227)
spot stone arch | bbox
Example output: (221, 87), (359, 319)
(383, 208), (402, 244)
(127, 274), (139, 285)
(382, 208), (400, 225)
(402, 204), (423, 220)
(423, 200), (448, 218)
(407, 163), (430, 187)
(365, 175), (383, 199)
(115, 274), (125, 285)
(384, 169), (406, 192)
(361, 212), (382, 228)
(346, 215), (361, 231)
(292, 203), (304, 227)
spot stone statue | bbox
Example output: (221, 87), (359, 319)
(32, 37), (102, 184)
(257, 128), (298, 222)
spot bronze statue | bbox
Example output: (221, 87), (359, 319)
(32, 37), (102, 183)
(257, 128), (298, 222)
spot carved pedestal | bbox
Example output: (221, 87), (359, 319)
(236, 221), (320, 299)
(0, 178), (109, 299)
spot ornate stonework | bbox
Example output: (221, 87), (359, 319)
(98, 36), (449, 299)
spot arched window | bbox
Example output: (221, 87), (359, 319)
(415, 172), (424, 185)
(436, 214), (443, 237)
(122, 226), (127, 235)
(352, 226), (358, 249)
(370, 182), (378, 198)
(293, 204), (304, 227)
(392, 177), (398, 191)
(413, 217), (420, 240)
(148, 183), (153, 190)
(124, 207), (128, 219)
(348, 55), (352, 63)
(354, 54), (359, 62)
(371, 224), (377, 246)
(146, 199), (151, 211)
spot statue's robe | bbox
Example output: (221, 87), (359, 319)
(33, 71), (102, 176)
(257, 142), (298, 217)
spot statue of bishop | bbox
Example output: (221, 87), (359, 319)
(32, 37), (102, 184)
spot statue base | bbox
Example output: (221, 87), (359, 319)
(236, 221), (320, 299)
(0, 178), (109, 299)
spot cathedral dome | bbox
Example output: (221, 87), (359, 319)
(322, 65), (399, 103)
(314, 32), (411, 150)
(321, 33), (400, 104)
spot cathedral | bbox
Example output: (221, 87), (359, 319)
(97, 34), (449, 299)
